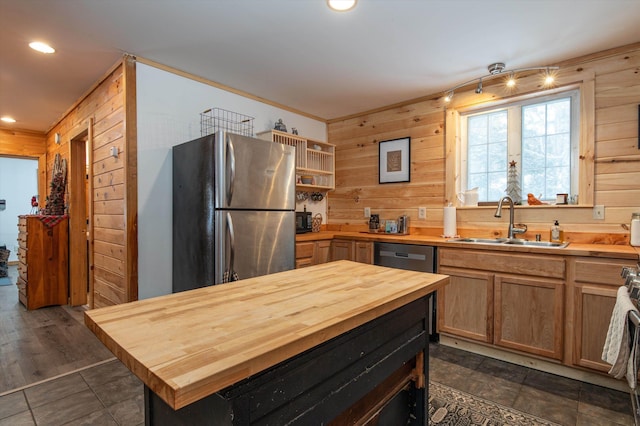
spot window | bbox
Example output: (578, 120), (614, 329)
(460, 90), (579, 203)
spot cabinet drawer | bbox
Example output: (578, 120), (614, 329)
(18, 249), (26, 264)
(18, 263), (27, 281)
(296, 242), (315, 259)
(17, 276), (26, 295)
(572, 258), (636, 286)
(439, 248), (565, 279)
(295, 258), (315, 269)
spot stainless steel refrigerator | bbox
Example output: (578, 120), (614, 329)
(172, 130), (296, 293)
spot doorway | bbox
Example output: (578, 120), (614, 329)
(68, 123), (92, 306)
(0, 157), (38, 264)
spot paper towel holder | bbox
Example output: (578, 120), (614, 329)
(443, 204), (458, 238)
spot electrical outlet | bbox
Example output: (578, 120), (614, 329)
(418, 207), (427, 219)
(364, 207), (371, 218)
(593, 205), (605, 220)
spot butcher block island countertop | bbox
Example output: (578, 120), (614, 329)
(84, 260), (449, 413)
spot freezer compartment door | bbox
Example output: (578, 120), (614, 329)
(215, 210), (295, 284)
(215, 132), (295, 210)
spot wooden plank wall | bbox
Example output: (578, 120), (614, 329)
(0, 128), (47, 199)
(46, 58), (134, 308)
(327, 43), (640, 244)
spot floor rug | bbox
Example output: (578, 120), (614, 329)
(429, 381), (561, 426)
(0, 277), (12, 286)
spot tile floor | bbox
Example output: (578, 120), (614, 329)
(1, 343), (635, 425)
(0, 260), (634, 425)
(0, 359), (143, 426)
(429, 343), (635, 425)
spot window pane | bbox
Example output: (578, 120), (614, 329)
(522, 98), (572, 201)
(489, 113), (507, 141)
(546, 167), (570, 197)
(522, 136), (545, 165)
(468, 116), (487, 146)
(522, 104), (546, 138)
(488, 142), (507, 173)
(468, 145), (488, 173)
(546, 99), (571, 134)
(523, 169), (545, 199)
(466, 110), (507, 202)
(546, 134), (570, 168)
(488, 171), (507, 201)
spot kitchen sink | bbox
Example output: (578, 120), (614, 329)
(448, 238), (508, 244)
(502, 239), (569, 248)
(447, 237), (569, 248)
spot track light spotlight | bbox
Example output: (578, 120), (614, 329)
(544, 68), (555, 86)
(475, 79), (483, 94)
(444, 91), (454, 103)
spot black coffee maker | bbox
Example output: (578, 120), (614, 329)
(368, 214), (379, 233)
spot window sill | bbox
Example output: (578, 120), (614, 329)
(456, 204), (591, 210)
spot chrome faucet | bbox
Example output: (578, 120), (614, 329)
(494, 196), (527, 239)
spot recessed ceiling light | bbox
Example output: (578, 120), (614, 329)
(1, 116), (17, 123)
(327, 0), (357, 12)
(29, 41), (55, 54)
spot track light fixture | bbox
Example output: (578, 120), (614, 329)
(475, 79), (483, 94)
(443, 62), (559, 103)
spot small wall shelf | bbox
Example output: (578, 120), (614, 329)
(257, 130), (335, 191)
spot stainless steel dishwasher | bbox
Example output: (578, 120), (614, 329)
(374, 242), (438, 341)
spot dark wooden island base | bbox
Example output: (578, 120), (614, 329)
(85, 261), (448, 426)
(144, 297), (429, 425)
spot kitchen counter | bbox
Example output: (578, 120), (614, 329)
(85, 260), (448, 424)
(297, 231), (640, 260)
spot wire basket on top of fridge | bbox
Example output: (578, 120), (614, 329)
(200, 108), (255, 137)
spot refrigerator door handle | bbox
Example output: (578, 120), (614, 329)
(225, 212), (238, 282)
(226, 136), (235, 206)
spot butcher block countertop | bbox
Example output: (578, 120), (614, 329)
(84, 260), (449, 410)
(297, 231), (640, 260)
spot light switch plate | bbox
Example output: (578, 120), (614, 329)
(593, 205), (605, 220)
(364, 207), (371, 218)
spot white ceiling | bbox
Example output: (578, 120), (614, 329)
(1, 0), (639, 133)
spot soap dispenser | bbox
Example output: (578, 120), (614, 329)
(550, 220), (564, 243)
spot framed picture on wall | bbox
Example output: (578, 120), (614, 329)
(379, 137), (410, 183)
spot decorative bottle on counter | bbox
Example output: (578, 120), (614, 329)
(631, 213), (640, 247)
(550, 220), (564, 243)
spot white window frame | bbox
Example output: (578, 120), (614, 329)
(456, 88), (581, 204)
(444, 80), (595, 209)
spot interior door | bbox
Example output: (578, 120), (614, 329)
(69, 126), (90, 306)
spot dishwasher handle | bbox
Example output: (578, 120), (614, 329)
(379, 250), (426, 261)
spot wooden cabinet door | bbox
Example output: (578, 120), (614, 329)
(331, 240), (354, 261)
(438, 266), (494, 344)
(570, 257), (635, 371)
(573, 285), (617, 371)
(354, 242), (373, 264)
(494, 274), (564, 360)
(314, 240), (331, 265)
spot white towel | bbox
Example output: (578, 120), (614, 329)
(602, 286), (640, 388)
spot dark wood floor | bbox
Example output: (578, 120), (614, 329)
(0, 265), (114, 395)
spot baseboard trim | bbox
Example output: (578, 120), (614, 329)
(438, 335), (629, 393)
